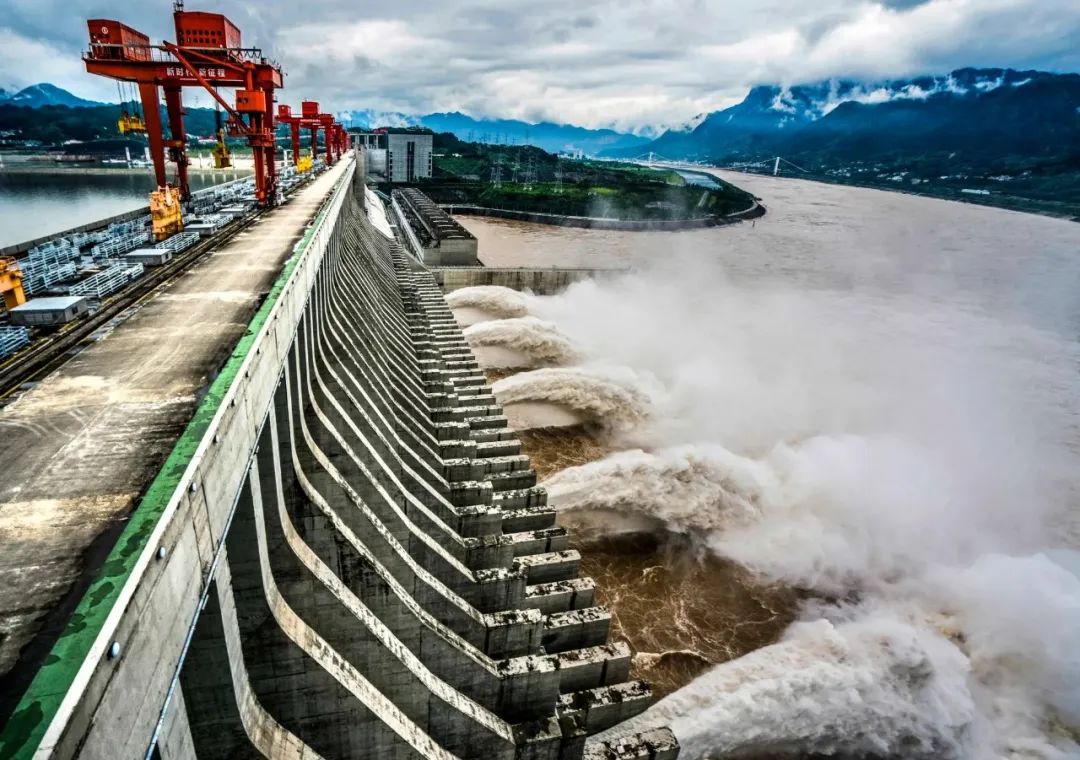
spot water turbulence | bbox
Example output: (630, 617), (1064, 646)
(490, 366), (654, 432)
(600, 613), (978, 759)
(493, 256), (1080, 759)
(446, 285), (532, 325)
(545, 446), (769, 538)
(463, 316), (580, 369)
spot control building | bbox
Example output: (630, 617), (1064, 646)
(387, 131), (433, 183)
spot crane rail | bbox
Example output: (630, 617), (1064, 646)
(0, 209), (262, 401)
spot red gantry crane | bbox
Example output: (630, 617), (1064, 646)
(277, 100), (349, 168)
(84, 1), (285, 235)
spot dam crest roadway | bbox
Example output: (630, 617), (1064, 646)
(0, 153), (679, 759)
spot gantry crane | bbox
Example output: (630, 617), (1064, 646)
(276, 103), (318, 169)
(84, 1), (284, 228)
(277, 101), (349, 169)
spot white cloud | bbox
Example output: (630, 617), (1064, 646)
(1, 0), (1078, 130)
(0, 28), (115, 101)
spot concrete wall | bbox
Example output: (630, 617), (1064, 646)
(1, 159), (677, 759)
(387, 134), (433, 183)
(431, 267), (626, 295)
(365, 149), (388, 179)
(443, 202), (766, 230)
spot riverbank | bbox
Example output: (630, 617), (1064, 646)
(0, 170), (253, 249)
(701, 165), (1080, 222)
(444, 199), (765, 231)
(424, 132), (759, 224)
(0, 165), (253, 178)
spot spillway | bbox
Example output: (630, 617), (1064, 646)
(0, 157), (678, 760)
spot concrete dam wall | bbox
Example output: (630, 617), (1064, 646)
(431, 267), (623, 296)
(1, 162), (678, 759)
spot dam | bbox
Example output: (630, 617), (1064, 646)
(0, 155), (679, 759)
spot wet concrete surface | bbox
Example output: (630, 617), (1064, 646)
(0, 164), (345, 721)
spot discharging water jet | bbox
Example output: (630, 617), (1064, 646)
(463, 316), (580, 368)
(491, 366), (655, 432)
(446, 285), (532, 324)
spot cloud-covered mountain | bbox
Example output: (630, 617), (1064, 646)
(338, 109), (650, 156)
(3, 83), (104, 109)
(610, 68), (1080, 163)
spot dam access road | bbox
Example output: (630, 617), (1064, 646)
(0, 163), (348, 721)
(0, 154), (678, 760)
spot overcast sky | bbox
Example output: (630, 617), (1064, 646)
(2, 0), (1079, 133)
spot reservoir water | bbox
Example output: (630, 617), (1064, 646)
(0, 168), (252, 248)
(452, 172), (1080, 758)
(460, 170), (1080, 337)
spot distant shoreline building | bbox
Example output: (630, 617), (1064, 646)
(354, 128), (433, 183)
(387, 131), (433, 183)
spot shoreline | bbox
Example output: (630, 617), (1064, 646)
(0, 174), (255, 256)
(690, 165), (1080, 223)
(0, 165), (254, 178)
(442, 199), (765, 231)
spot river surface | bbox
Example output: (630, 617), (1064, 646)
(453, 172), (1080, 758)
(0, 169), (252, 248)
(459, 170), (1080, 336)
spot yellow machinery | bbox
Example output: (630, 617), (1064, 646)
(212, 107), (231, 169)
(150, 186), (184, 241)
(297, 154), (313, 173)
(0, 258), (27, 311)
(117, 110), (146, 135)
(212, 129), (232, 169)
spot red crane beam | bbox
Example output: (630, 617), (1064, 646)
(83, 8), (284, 206)
(277, 101), (347, 167)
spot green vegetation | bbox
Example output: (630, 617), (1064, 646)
(758, 154), (1080, 221)
(416, 133), (755, 221)
(0, 103), (297, 157)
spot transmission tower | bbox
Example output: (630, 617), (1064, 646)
(523, 154), (537, 189)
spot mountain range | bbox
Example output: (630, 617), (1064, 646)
(3, 74), (1079, 216)
(606, 68), (1080, 166)
(0, 84), (650, 156)
(338, 109), (651, 156)
(0, 83), (104, 109)
(11, 70), (1078, 171)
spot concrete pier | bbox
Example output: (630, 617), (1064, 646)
(0, 157), (677, 759)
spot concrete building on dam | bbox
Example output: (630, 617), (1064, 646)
(0, 154), (679, 759)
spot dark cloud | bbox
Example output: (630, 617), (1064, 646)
(878, 0), (934, 8)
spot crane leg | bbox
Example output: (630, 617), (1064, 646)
(263, 87), (277, 202)
(138, 82), (167, 189)
(164, 85), (190, 200)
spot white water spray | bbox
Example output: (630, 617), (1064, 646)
(524, 256), (1080, 758)
(446, 285), (532, 324)
(463, 317), (580, 368)
(604, 613), (977, 759)
(491, 366), (658, 432)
